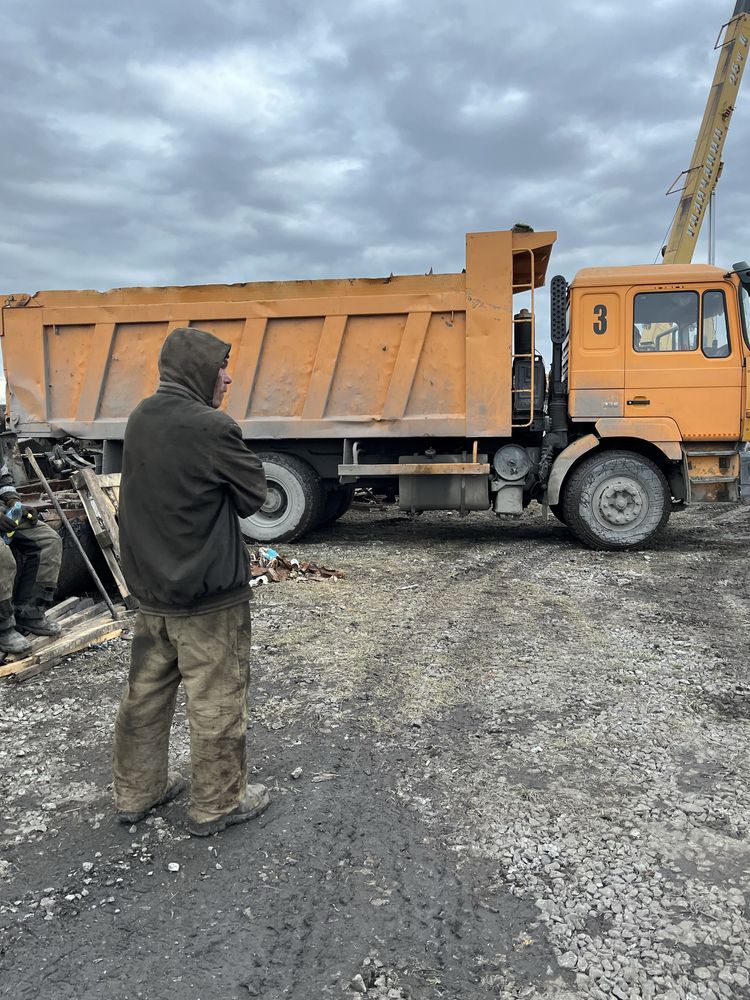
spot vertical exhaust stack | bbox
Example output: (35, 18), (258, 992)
(538, 274), (569, 487)
(548, 274), (569, 440)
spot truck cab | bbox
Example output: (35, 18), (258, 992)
(544, 260), (750, 547)
(568, 263), (748, 445)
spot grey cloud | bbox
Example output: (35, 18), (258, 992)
(0, 0), (747, 304)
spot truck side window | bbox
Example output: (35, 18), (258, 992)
(633, 290), (698, 352)
(741, 284), (750, 350)
(701, 290), (730, 358)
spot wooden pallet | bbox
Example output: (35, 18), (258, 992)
(0, 596), (133, 682)
(71, 470), (134, 606)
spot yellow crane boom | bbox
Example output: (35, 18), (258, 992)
(662, 0), (749, 265)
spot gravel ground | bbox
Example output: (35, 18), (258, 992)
(0, 502), (748, 1000)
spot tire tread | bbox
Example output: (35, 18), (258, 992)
(561, 450), (670, 551)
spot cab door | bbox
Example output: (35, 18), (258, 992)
(624, 284), (743, 441)
(740, 280), (750, 441)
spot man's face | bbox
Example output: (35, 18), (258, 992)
(212, 361), (232, 408)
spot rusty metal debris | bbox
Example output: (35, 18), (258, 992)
(26, 449), (120, 620)
(0, 466), (135, 683)
(248, 547), (344, 587)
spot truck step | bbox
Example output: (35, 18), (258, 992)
(684, 449), (739, 458)
(689, 474), (739, 484)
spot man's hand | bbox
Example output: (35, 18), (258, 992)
(21, 505), (39, 525)
(0, 510), (20, 533)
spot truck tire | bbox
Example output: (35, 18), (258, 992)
(561, 450), (670, 551)
(548, 502), (566, 524)
(316, 485), (355, 528)
(240, 453), (324, 543)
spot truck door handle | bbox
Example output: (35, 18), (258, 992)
(627, 397), (650, 406)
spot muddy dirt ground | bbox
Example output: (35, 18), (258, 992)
(1, 503), (749, 1000)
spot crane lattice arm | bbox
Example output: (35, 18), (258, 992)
(662, 0), (749, 265)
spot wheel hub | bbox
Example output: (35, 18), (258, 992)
(594, 477), (647, 529)
(261, 484), (287, 518)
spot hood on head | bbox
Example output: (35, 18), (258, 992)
(158, 327), (230, 405)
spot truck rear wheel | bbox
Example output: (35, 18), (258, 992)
(316, 484), (355, 528)
(240, 452), (324, 543)
(561, 450), (670, 551)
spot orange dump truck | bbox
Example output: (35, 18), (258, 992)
(2, 229), (749, 549)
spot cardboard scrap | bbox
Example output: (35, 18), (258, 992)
(248, 547), (344, 586)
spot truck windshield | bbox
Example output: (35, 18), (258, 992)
(741, 283), (750, 350)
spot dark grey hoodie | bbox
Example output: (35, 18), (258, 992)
(119, 327), (267, 615)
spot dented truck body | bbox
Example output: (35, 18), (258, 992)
(2, 229), (749, 549)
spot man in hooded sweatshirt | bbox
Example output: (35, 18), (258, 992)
(113, 326), (269, 837)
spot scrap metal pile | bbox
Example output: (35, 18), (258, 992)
(248, 547), (344, 587)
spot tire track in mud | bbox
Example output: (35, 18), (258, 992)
(2, 505), (748, 999)
(0, 721), (559, 1000)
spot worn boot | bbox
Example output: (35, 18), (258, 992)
(0, 628), (33, 655)
(16, 615), (62, 637)
(188, 783), (270, 837)
(116, 772), (187, 824)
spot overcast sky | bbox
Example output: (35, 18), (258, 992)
(2, 0), (748, 318)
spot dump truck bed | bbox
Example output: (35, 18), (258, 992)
(1, 230), (555, 441)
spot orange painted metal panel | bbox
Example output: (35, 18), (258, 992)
(324, 313), (406, 420)
(248, 318), (323, 419)
(75, 323), (116, 422)
(381, 312), (432, 420)
(465, 231), (514, 437)
(595, 417), (683, 462)
(224, 318), (268, 421)
(1, 230), (556, 440)
(44, 322), (95, 425)
(405, 312), (466, 419)
(3, 309), (49, 431)
(301, 315), (347, 420)
(98, 322), (170, 419)
(568, 288), (625, 421)
(623, 283), (743, 441)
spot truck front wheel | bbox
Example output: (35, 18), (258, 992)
(240, 452), (324, 543)
(561, 450), (670, 551)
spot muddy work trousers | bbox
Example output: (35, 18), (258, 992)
(0, 521), (63, 630)
(113, 603), (253, 825)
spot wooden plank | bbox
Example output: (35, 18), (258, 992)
(72, 470), (132, 604)
(102, 484), (120, 518)
(59, 597), (96, 620)
(53, 601), (108, 632)
(97, 473), (122, 489)
(74, 469), (122, 560)
(47, 596), (80, 620)
(4, 601), (114, 661)
(76, 486), (111, 549)
(6, 658), (62, 684)
(0, 621), (128, 677)
(101, 550), (131, 604)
